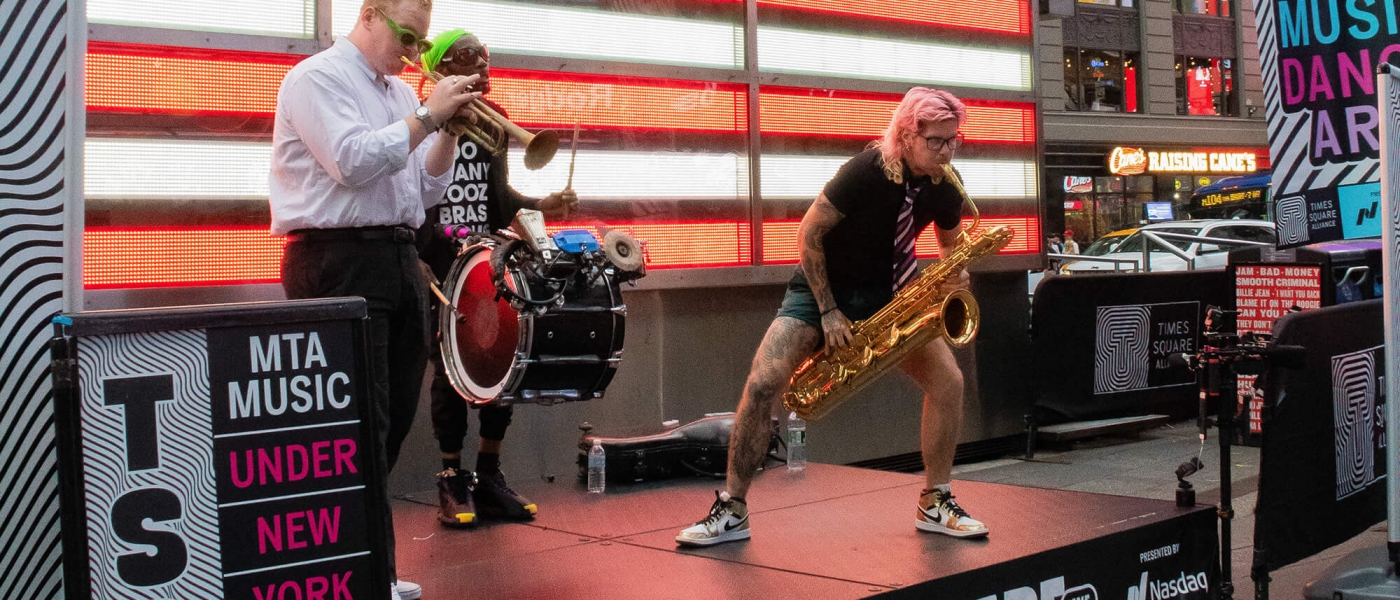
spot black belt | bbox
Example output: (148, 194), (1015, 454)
(287, 225), (416, 244)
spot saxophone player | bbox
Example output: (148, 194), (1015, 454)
(676, 87), (988, 547)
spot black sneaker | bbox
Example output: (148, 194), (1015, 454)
(474, 469), (537, 519)
(436, 468), (478, 527)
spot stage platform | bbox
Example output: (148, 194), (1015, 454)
(392, 463), (1218, 599)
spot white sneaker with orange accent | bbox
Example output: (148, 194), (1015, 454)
(915, 488), (988, 538)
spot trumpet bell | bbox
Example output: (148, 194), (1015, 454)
(523, 129), (559, 170)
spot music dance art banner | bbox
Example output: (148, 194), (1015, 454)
(1254, 0), (1400, 247)
(51, 299), (391, 600)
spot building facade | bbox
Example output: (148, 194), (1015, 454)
(1040, 0), (1270, 248)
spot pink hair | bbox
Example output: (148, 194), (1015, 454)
(878, 87), (966, 182)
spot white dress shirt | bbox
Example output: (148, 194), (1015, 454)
(269, 37), (451, 235)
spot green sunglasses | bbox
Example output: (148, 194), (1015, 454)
(375, 8), (433, 54)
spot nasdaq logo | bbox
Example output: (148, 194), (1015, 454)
(1337, 182), (1381, 240)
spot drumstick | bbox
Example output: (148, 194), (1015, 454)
(429, 281), (452, 308)
(565, 120), (580, 191)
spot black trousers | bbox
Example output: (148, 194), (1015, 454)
(429, 308), (514, 454)
(281, 228), (430, 579)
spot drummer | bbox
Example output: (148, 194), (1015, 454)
(414, 29), (579, 528)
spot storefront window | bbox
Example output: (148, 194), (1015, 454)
(1064, 49), (1139, 113)
(1176, 56), (1236, 116)
(1177, 0), (1230, 17)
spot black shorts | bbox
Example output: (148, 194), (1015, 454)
(776, 270), (892, 328)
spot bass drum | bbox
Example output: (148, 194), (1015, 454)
(439, 243), (626, 406)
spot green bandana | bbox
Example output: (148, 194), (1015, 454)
(421, 29), (470, 73)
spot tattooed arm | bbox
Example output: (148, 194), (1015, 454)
(798, 194), (851, 348)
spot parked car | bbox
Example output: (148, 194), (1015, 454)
(1060, 219), (1276, 273)
(1079, 227), (1138, 257)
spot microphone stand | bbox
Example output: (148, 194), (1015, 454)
(1196, 346), (1238, 600)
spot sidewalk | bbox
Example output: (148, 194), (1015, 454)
(948, 421), (1390, 597)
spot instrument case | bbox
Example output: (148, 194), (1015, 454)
(576, 413), (780, 484)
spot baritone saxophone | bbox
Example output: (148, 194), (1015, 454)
(782, 168), (1014, 421)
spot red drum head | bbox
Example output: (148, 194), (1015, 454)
(444, 249), (522, 401)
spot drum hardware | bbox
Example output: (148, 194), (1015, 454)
(518, 389), (581, 402)
(439, 226), (639, 407)
(536, 355), (605, 364)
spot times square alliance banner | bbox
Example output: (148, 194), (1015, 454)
(1255, 0), (1400, 247)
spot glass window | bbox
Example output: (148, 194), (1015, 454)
(1063, 49), (1140, 113)
(1176, 56), (1237, 116)
(1125, 175), (1154, 193)
(1177, 0), (1231, 17)
(1095, 176), (1124, 193)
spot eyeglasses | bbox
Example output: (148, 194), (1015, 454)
(375, 8), (433, 54)
(441, 44), (489, 65)
(923, 132), (964, 152)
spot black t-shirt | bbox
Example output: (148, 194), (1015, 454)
(815, 147), (965, 292)
(417, 101), (528, 279)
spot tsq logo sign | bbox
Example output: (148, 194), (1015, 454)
(1331, 346), (1387, 501)
(1093, 302), (1199, 394)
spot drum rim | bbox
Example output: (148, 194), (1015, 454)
(439, 245), (531, 404)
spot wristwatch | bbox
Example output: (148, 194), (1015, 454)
(414, 105), (437, 131)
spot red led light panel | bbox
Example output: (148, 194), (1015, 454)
(762, 216), (1040, 264)
(86, 45), (294, 116)
(85, 222), (757, 288)
(704, 0), (1030, 34)
(760, 90), (1035, 143)
(546, 221), (753, 269)
(84, 228), (286, 289)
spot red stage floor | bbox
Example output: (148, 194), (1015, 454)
(391, 463), (1216, 599)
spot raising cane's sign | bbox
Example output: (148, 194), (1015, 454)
(1109, 147), (1261, 175)
(1108, 147), (1149, 175)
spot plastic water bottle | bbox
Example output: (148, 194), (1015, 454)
(787, 412), (807, 472)
(587, 439), (606, 493)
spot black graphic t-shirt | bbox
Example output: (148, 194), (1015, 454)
(813, 147), (965, 293)
(418, 101), (531, 279)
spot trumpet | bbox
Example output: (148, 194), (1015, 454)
(402, 57), (559, 170)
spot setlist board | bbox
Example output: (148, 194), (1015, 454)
(51, 299), (390, 600)
(1233, 264), (1322, 434)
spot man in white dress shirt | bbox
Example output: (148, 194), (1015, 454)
(269, 1), (479, 597)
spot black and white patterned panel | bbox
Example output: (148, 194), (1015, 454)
(1380, 66), (1400, 542)
(77, 331), (224, 598)
(0, 0), (71, 597)
(1330, 347), (1384, 501)
(1093, 305), (1152, 394)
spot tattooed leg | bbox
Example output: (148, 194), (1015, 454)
(898, 337), (965, 490)
(725, 317), (821, 499)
